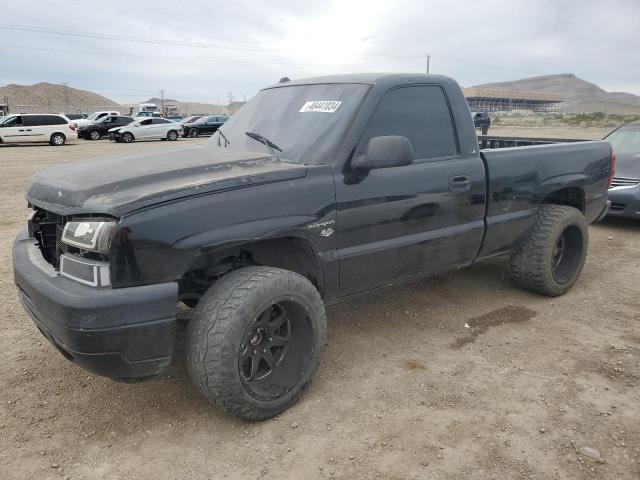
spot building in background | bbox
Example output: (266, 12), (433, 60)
(464, 88), (563, 113)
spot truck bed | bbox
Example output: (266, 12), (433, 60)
(476, 140), (612, 260)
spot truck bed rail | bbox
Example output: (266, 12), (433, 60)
(478, 135), (588, 149)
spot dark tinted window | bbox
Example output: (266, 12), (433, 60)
(152, 118), (170, 124)
(50, 115), (67, 125)
(140, 119), (152, 126)
(118, 116), (133, 124)
(25, 115), (66, 126)
(360, 85), (457, 160)
(22, 115), (44, 126)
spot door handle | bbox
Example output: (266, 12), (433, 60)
(449, 175), (472, 192)
(25, 129), (32, 132)
(18, 129), (25, 132)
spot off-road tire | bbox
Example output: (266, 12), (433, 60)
(167, 130), (179, 141)
(509, 205), (588, 296)
(186, 266), (326, 421)
(122, 132), (134, 143)
(89, 129), (101, 140)
(50, 133), (66, 146)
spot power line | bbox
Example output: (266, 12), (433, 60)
(0, 43), (421, 69)
(0, 23), (426, 59)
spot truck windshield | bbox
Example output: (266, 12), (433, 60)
(208, 83), (369, 165)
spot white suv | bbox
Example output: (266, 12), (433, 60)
(0, 114), (78, 146)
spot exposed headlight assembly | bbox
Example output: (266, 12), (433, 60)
(61, 220), (116, 253)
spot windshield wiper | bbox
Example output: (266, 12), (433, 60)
(217, 128), (230, 147)
(245, 131), (282, 157)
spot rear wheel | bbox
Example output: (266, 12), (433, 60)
(186, 267), (326, 421)
(50, 133), (66, 146)
(167, 130), (178, 141)
(88, 129), (101, 140)
(509, 205), (588, 296)
(122, 132), (134, 143)
(189, 129), (199, 138)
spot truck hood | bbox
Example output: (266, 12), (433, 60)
(26, 146), (307, 216)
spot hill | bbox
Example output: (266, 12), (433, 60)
(473, 74), (640, 114)
(1, 82), (119, 113)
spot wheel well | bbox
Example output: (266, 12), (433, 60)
(544, 187), (585, 213)
(178, 237), (324, 305)
(51, 132), (66, 140)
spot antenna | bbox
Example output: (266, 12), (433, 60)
(61, 82), (69, 113)
(426, 54), (431, 74)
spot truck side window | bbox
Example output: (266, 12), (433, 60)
(360, 85), (457, 160)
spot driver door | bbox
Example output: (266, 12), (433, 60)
(335, 85), (486, 296)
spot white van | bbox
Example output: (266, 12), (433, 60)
(74, 110), (120, 128)
(0, 114), (78, 146)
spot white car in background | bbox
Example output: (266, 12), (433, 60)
(0, 114), (78, 146)
(108, 117), (182, 143)
(74, 110), (120, 128)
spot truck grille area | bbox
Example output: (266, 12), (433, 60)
(29, 208), (90, 269)
(29, 209), (68, 269)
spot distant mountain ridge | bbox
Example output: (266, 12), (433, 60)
(473, 74), (640, 114)
(3, 74), (639, 115)
(1, 82), (119, 111)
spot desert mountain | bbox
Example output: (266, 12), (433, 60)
(1, 82), (119, 112)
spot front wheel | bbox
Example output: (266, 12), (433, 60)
(509, 205), (588, 296)
(121, 132), (134, 143)
(88, 129), (101, 140)
(189, 129), (199, 138)
(186, 267), (327, 421)
(167, 130), (178, 141)
(50, 133), (66, 146)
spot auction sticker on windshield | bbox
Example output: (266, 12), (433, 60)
(299, 101), (342, 113)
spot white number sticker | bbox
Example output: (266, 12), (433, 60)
(299, 101), (342, 113)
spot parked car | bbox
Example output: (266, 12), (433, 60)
(109, 117), (182, 142)
(471, 111), (491, 134)
(77, 115), (134, 140)
(75, 110), (120, 128)
(181, 115), (202, 125)
(182, 115), (228, 137)
(13, 73), (612, 421)
(167, 116), (183, 122)
(605, 121), (640, 218)
(135, 111), (163, 118)
(64, 113), (87, 121)
(0, 113), (77, 145)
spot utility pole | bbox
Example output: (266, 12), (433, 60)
(160, 89), (165, 116)
(62, 82), (69, 113)
(426, 54), (431, 74)
(227, 91), (234, 105)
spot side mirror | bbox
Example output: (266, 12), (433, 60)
(352, 135), (414, 170)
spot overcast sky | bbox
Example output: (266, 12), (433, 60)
(1, 0), (638, 104)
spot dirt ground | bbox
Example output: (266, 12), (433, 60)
(0, 131), (638, 480)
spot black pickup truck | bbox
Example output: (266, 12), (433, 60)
(13, 74), (613, 421)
